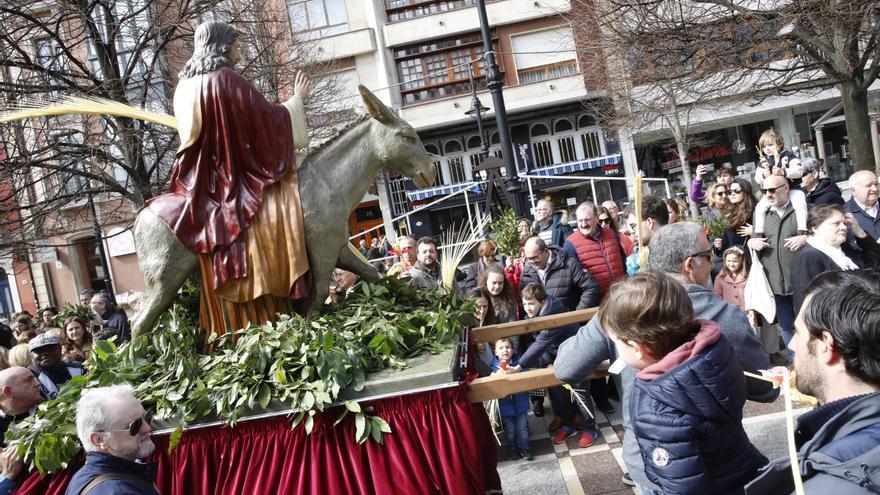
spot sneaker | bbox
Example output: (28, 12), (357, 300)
(621, 473), (635, 486)
(578, 429), (598, 448)
(521, 450), (534, 461)
(552, 430), (576, 444)
(548, 417), (562, 433)
(509, 450), (522, 461)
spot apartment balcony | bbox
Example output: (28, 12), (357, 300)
(399, 72), (594, 131)
(311, 28), (377, 63)
(383, 0), (570, 47)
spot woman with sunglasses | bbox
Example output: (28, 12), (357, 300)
(712, 179), (757, 262)
(598, 206), (634, 255)
(704, 182), (729, 221)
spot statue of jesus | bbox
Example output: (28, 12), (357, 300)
(146, 21), (312, 335)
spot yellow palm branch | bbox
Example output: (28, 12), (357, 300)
(0, 95), (178, 129)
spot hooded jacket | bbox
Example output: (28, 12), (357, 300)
(631, 321), (768, 494)
(553, 283), (776, 489)
(519, 246), (600, 311)
(806, 178), (845, 206)
(746, 392), (880, 495)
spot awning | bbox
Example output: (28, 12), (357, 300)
(529, 153), (622, 177)
(407, 181), (483, 202)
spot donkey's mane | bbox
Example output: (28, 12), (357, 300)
(306, 113), (372, 158)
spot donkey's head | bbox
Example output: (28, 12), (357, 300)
(359, 85), (435, 189)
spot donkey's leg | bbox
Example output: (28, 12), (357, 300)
(131, 210), (198, 338)
(337, 242), (381, 281)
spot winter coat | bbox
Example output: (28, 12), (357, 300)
(713, 273), (748, 313)
(746, 392), (880, 495)
(490, 356), (531, 417)
(563, 227), (626, 297)
(96, 309), (131, 342)
(553, 283), (776, 489)
(519, 246), (600, 311)
(518, 294), (580, 369)
(631, 322), (768, 494)
(755, 204), (800, 296)
(65, 452), (159, 495)
(532, 212), (573, 248)
(845, 198), (880, 241)
(806, 178), (845, 206)
(790, 234), (880, 313)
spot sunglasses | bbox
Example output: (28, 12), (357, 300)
(715, 191), (728, 197)
(598, 217), (611, 225)
(761, 185), (787, 194)
(729, 188), (743, 194)
(102, 414), (151, 436)
(687, 249), (714, 262)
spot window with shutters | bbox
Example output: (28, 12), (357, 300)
(511, 26), (578, 84)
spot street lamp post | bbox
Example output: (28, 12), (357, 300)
(474, 0), (526, 217)
(465, 67), (491, 158)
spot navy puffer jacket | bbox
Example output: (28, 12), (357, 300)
(630, 322), (767, 494)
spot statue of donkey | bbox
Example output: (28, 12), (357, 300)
(131, 86), (435, 337)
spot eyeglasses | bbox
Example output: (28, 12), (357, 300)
(761, 185), (787, 194)
(687, 249), (714, 262)
(715, 191), (728, 197)
(101, 414), (151, 436)
(524, 252), (544, 263)
(598, 217), (611, 225)
(728, 188), (743, 194)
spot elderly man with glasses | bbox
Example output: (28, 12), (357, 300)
(748, 174), (806, 361)
(519, 236), (599, 312)
(66, 384), (158, 495)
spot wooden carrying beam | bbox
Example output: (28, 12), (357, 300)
(471, 307), (598, 343)
(467, 366), (609, 403)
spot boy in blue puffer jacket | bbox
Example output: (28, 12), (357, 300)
(599, 272), (767, 494)
(490, 337), (532, 461)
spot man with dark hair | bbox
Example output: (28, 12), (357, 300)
(519, 236), (599, 311)
(747, 270), (880, 494)
(409, 236), (443, 289)
(801, 158), (844, 206)
(689, 165), (734, 206)
(625, 196), (669, 247)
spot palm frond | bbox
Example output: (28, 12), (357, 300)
(0, 96), (178, 129)
(440, 215), (491, 290)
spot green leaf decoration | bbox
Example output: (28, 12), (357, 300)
(489, 208), (523, 258)
(8, 278), (471, 474)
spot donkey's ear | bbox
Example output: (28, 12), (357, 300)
(359, 85), (397, 126)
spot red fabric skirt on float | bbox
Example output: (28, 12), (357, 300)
(13, 383), (501, 495)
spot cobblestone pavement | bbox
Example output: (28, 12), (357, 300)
(494, 392), (802, 494)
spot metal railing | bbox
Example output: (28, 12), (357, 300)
(520, 173), (671, 213)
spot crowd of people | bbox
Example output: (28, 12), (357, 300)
(0, 291), (134, 494)
(459, 129), (880, 493)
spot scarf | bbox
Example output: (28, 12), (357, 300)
(806, 237), (859, 270)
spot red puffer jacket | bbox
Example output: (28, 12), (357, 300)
(563, 227), (626, 297)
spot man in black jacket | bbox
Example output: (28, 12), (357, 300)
(747, 270), (880, 494)
(802, 158), (844, 206)
(531, 200), (572, 248)
(520, 237), (600, 311)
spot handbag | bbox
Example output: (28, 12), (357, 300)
(744, 247), (776, 323)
